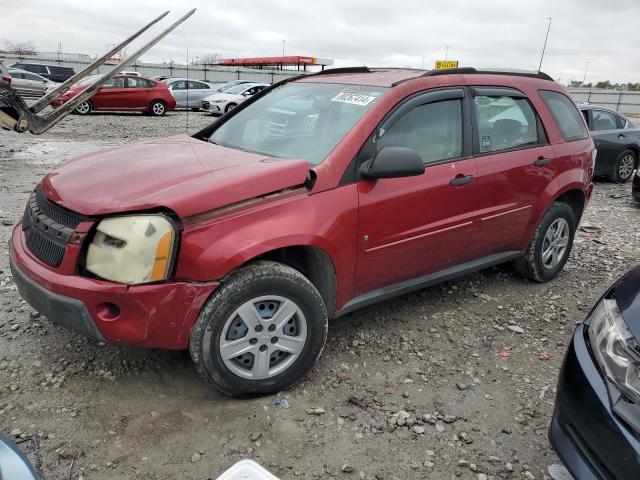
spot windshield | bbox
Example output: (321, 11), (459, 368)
(220, 80), (244, 91)
(209, 82), (387, 165)
(226, 84), (253, 94)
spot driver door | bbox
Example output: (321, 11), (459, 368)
(355, 89), (478, 296)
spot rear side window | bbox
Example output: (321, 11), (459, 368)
(126, 77), (154, 88)
(473, 95), (541, 153)
(17, 63), (47, 74)
(591, 110), (618, 131)
(50, 66), (74, 75)
(377, 99), (463, 164)
(539, 90), (588, 141)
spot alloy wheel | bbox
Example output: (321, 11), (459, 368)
(218, 295), (307, 380)
(542, 218), (570, 270)
(76, 102), (90, 114)
(152, 102), (165, 115)
(618, 154), (635, 180)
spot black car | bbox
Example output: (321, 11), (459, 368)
(579, 105), (640, 183)
(550, 267), (640, 479)
(10, 62), (75, 83)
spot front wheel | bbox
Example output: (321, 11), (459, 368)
(513, 202), (576, 282)
(611, 149), (636, 183)
(225, 102), (237, 113)
(189, 261), (328, 397)
(149, 100), (166, 116)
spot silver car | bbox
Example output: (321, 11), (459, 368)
(8, 68), (58, 97)
(165, 78), (220, 110)
(201, 82), (270, 114)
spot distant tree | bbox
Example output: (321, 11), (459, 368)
(595, 80), (612, 89)
(3, 41), (36, 55)
(200, 52), (220, 65)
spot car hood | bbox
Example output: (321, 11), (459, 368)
(613, 267), (640, 341)
(204, 92), (242, 102)
(41, 135), (310, 218)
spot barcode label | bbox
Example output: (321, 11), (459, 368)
(331, 92), (376, 106)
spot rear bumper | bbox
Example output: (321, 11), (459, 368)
(550, 324), (640, 479)
(10, 224), (218, 349)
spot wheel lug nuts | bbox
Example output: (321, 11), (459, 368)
(268, 324), (276, 332)
(259, 345), (268, 352)
(271, 337), (278, 344)
(255, 325), (264, 333)
(249, 338), (258, 345)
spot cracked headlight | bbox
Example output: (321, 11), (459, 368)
(589, 298), (640, 403)
(86, 215), (176, 285)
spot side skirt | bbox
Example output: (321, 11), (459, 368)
(335, 251), (524, 317)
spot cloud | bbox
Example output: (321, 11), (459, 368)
(1, 0), (638, 83)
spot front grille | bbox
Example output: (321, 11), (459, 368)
(22, 187), (87, 267)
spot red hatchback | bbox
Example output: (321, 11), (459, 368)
(52, 74), (176, 116)
(11, 67), (594, 397)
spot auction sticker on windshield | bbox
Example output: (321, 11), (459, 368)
(331, 91), (377, 106)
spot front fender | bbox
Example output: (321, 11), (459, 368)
(175, 185), (359, 308)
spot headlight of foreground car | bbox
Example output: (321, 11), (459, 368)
(86, 215), (176, 285)
(589, 298), (640, 403)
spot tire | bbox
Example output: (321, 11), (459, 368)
(149, 100), (166, 116)
(74, 101), (92, 115)
(190, 107), (200, 112)
(189, 261), (328, 397)
(225, 102), (237, 113)
(513, 202), (576, 283)
(611, 149), (636, 183)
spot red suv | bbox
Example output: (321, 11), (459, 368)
(52, 74), (176, 116)
(10, 67), (594, 397)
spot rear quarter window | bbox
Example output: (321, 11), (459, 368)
(539, 90), (588, 142)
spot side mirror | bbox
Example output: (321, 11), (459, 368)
(242, 92), (251, 97)
(359, 146), (425, 180)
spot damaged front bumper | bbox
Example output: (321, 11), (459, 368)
(10, 225), (218, 349)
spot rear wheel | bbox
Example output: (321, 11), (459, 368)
(74, 101), (92, 115)
(149, 100), (166, 116)
(190, 107), (200, 112)
(513, 202), (576, 282)
(225, 102), (237, 113)
(611, 149), (636, 183)
(189, 261), (328, 397)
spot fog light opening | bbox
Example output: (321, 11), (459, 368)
(96, 302), (121, 321)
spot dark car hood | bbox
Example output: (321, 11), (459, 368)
(614, 267), (640, 341)
(41, 135), (310, 218)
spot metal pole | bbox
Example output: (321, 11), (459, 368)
(444, 45), (451, 60)
(282, 40), (286, 57)
(582, 61), (590, 85)
(538, 17), (552, 71)
(421, 56), (425, 69)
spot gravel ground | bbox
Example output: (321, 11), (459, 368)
(1, 111), (639, 480)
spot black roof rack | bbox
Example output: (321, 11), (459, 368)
(421, 67), (553, 81)
(311, 66), (371, 76)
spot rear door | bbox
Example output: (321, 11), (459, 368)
(355, 88), (478, 295)
(125, 77), (155, 108)
(466, 87), (557, 256)
(187, 80), (212, 107)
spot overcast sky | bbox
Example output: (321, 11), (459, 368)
(1, 0), (638, 84)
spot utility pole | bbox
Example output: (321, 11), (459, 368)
(282, 40), (286, 57)
(444, 44), (451, 60)
(421, 56), (426, 69)
(583, 61), (590, 85)
(538, 17), (552, 71)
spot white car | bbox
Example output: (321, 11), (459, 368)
(201, 82), (270, 114)
(164, 78), (221, 109)
(120, 70), (143, 77)
(8, 68), (58, 97)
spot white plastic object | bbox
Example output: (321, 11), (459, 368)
(216, 460), (281, 480)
